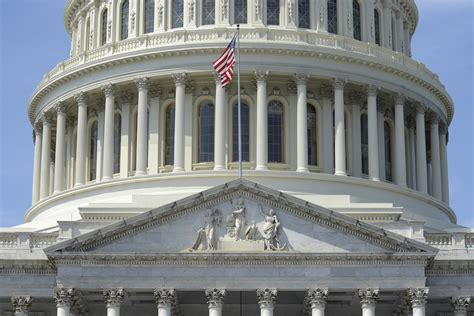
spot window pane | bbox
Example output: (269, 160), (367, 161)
(172, 0), (184, 28)
(268, 101), (283, 163)
(267, 0), (279, 25)
(202, 0), (215, 25)
(165, 105), (175, 165)
(114, 114), (121, 174)
(384, 122), (392, 181)
(307, 105), (317, 165)
(298, 0), (310, 28)
(121, 0), (129, 40)
(327, 0), (337, 34)
(89, 121), (98, 181)
(374, 9), (381, 45)
(145, 0), (155, 33)
(101, 9), (108, 45)
(199, 103), (215, 162)
(232, 103), (250, 162)
(361, 114), (368, 175)
(353, 0), (361, 40)
(234, 0), (247, 24)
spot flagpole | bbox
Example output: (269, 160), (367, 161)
(237, 25), (243, 178)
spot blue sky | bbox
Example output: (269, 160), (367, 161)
(0, 0), (472, 228)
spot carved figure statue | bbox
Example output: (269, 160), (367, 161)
(231, 197), (246, 240)
(157, 3), (164, 27)
(244, 221), (258, 240)
(189, 208), (221, 251)
(259, 205), (286, 251)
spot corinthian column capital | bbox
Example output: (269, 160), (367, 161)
(34, 121), (43, 134)
(256, 288), (277, 308)
(394, 93), (406, 105)
(54, 288), (76, 308)
(103, 288), (125, 307)
(54, 102), (68, 114)
(101, 83), (116, 97)
(255, 70), (270, 84)
(366, 85), (378, 97)
(134, 77), (150, 91)
(407, 288), (429, 308)
(40, 111), (54, 125)
(294, 73), (310, 85)
(172, 73), (188, 87)
(306, 288), (328, 307)
(358, 288), (379, 308)
(11, 296), (33, 313)
(451, 297), (471, 313)
(153, 289), (176, 308)
(74, 91), (88, 105)
(333, 78), (347, 90)
(205, 288), (226, 308)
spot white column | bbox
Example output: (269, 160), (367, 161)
(306, 289), (328, 316)
(96, 105), (105, 182)
(257, 289), (277, 316)
(154, 289), (176, 316)
(451, 297), (471, 316)
(66, 119), (75, 189)
(439, 124), (450, 203)
(53, 103), (68, 193)
(407, 117), (417, 190)
(119, 92), (132, 178)
(430, 113), (442, 200)
(54, 289), (75, 316)
(135, 78), (149, 176)
(39, 113), (52, 199)
(394, 94), (407, 186)
(415, 105), (428, 193)
(367, 86), (380, 181)
(214, 74), (227, 171)
(49, 161), (55, 195)
(206, 289), (226, 316)
(333, 78), (346, 176)
(408, 288), (428, 316)
(11, 296), (32, 316)
(172, 73), (187, 172)
(103, 288), (125, 316)
(296, 74), (310, 172)
(358, 288), (378, 316)
(377, 109), (386, 181)
(101, 83), (116, 180)
(148, 86), (162, 174)
(321, 86), (334, 174)
(350, 93), (362, 178)
(255, 71), (269, 171)
(74, 92), (88, 186)
(32, 124), (42, 204)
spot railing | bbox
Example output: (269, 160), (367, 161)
(0, 232), (58, 250)
(425, 233), (474, 249)
(425, 233), (453, 248)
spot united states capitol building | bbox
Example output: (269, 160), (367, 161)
(1, 0), (473, 315)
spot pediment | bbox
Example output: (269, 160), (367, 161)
(45, 179), (436, 259)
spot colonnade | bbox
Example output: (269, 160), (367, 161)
(9, 288), (472, 316)
(31, 72), (450, 206)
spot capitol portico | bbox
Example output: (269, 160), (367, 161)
(0, 0), (472, 315)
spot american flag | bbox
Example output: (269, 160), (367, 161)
(212, 35), (237, 87)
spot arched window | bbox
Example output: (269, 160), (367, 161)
(165, 105), (175, 165)
(101, 9), (108, 45)
(384, 121), (392, 182)
(267, 0), (280, 25)
(352, 0), (361, 40)
(268, 101), (284, 163)
(172, 0), (184, 28)
(361, 113), (368, 175)
(89, 121), (98, 181)
(144, 0), (155, 33)
(199, 103), (215, 162)
(234, 0), (247, 24)
(202, 0), (215, 25)
(120, 0), (129, 40)
(113, 113), (121, 174)
(307, 104), (317, 166)
(232, 103), (250, 162)
(374, 9), (381, 45)
(298, 0), (310, 28)
(327, 0), (337, 34)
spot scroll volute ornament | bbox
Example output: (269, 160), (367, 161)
(205, 288), (226, 307)
(358, 288), (379, 307)
(103, 288), (125, 307)
(257, 288), (277, 308)
(407, 288), (429, 308)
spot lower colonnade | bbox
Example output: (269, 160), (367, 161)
(8, 288), (472, 316)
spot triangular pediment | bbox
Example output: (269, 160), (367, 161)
(45, 179), (436, 260)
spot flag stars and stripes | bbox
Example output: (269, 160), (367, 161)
(212, 35), (237, 87)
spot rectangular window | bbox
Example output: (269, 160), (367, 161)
(234, 0), (247, 24)
(327, 0), (337, 34)
(172, 0), (184, 28)
(145, 0), (155, 33)
(298, 0), (310, 28)
(202, 0), (215, 25)
(267, 0), (280, 25)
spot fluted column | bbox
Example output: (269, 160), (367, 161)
(321, 85), (334, 174)
(148, 86), (162, 174)
(119, 92), (132, 178)
(154, 289), (176, 316)
(39, 113), (52, 199)
(32, 123), (42, 204)
(334, 78), (346, 176)
(415, 105), (428, 193)
(135, 78), (149, 176)
(394, 94), (407, 186)
(206, 288), (226, 316)
(430, 114), (442, 200)
(408, 288), (428, 316)
(95, 102), (105, 182)
(439, 124), (450, 203)
(54, 288), (75, 316)
(451, 297), (471, 316)
(367, 86), (380, 181)
(52, 103), (68, 193)
(103, 288), (125, 316)
(307, 289), (328, 316)
(257, 288), (277, 316)
(255, 71), (269, 171)
(11, 296), (32, 316)
(296, 73), (310, 172)
(358, 288), (379, 316)
(102, 83), (116, 180)
(172, 73), (187, 172)
(407, 117), (417, 190)
(66, 119), (75, 189)
(214, 74), (226, 171)
(74, 92), (88, 186)
(350, 93), (362, 178)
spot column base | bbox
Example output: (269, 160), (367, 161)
(335, 171), (347, 176)
(214, 166), (226, 171)
(256, 166), (268, 171)
(102, 176), (113, 181)
(173, 167), (185, 173)
(135, 171), (147, 176)
(296, 167), (309, 173)
(370, 177), (380, 182)
(74, 183), (84, 188)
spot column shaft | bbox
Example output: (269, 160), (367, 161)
(158, 306), (171, 316)
(40, 117), (52, 199)
(296, 75), (309, 172)
(362, 305), (375, 316)
(75, 94), (88, 186)
(334, 79), (346, 176)
(96, 109), (105, 182)
(351, 101), (362, 178)
(32, 126), (42, 204)
(57, 306), (71, 316)
(321, 89), (333, 173)
(430, 117), (442, 199)
(311, 305), (325, 316)
(214, 79), (226, 170)
(148, 92), (161, 174)
(102, 84), (116, 180)
(377, 110), (386, 181)
(256, 72), (268, 171)
(107, 305), (120, 316)
(412, 306), (425, 316)
(415, 107), (428, 193)
(394, 96), (407, 186)
(173, 74), (186, 172)
(66, 122), (74, 189)
(135, 78), (149, 175)
(367, 88), (380, 181)
(120, 99), (131, 178)
(54, 106), (67, 193)
(440, 127), (450, 203)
